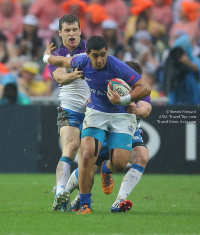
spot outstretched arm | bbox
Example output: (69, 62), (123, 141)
(43, 42), (72, 68)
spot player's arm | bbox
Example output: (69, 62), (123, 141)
(108, 78), (151, 106)
(127, 101), (152, 118)
(131, 78), (151, 101)
(52, 68), (83, 85)
(43, 42), (72, 68)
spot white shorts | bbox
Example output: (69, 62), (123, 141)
(83, 107), (137, 137)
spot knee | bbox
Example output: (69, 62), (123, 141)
(130, 147), (149, 167)
(112, 160), (128, 173)
(81, 152), (93, 168)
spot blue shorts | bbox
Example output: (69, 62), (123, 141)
(99, 128), (144, 157)
(57, 107), (85, 133)
(81, 127), (132, 151)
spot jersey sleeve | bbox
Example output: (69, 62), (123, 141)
(48, 49), (65, 77)
(70, 54), (87, 70)
(114, 59), (141, 87)
(136, 95), (151, 104)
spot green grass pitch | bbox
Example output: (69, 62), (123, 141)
(0, 174), (200, 235)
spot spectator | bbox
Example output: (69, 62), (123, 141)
(49, 18), (62, 49)
(0, 73), (31, 104)
(61, 0), (86, 29)
(18, 61), (47, 96)
(82, 3), (109, 40)
(173, 0), (192, 22)
(15, 14), (43, 61)
(0, 0), (23, 43)
(100, 0), (128, 33)
(169, 1), (199, 47)
(125, 0), (166, 43)
(102, 19), (124, 60)
(0, 31), (16, 64)
(28, 0), (65, 43)
(151, 0), (173, 31)
(164, 34), (200, 104)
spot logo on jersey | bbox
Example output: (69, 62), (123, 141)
(90, 89), (107, 96)
(129, 76), (134, 82)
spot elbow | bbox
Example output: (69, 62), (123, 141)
(145, 83), (151, 96)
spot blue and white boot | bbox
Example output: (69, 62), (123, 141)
(70, 194), (80, 211)
(110, 199), (132, 212)
(52, 187), (71, 212)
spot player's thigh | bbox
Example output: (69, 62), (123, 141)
(130, 145), (149, 167)
(107, 132), (132, 170)
(60, 126), (80, 153)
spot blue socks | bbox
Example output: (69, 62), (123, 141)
(101, 161), (112, 174)
(60, 156), (73, 165)
(132, 164), (145, 173)
(80, 193), (92, 208)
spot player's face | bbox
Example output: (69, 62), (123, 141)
(59, 22), (81, 50)
(87, 48), (108, 69)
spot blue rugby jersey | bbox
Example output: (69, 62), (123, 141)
(70, 55), (142, 113)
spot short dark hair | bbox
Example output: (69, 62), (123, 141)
(86, 36), (107, 53)
(59, 14), (80, 31)
(125, 61), (142, 75)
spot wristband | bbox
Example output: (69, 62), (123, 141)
(43, 55), (50, 63)
(120, 94), (132, 106)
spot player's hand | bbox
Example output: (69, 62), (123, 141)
(107, 86), (121, 105)
(72, 68), (84, 80)
(44, 42), (56, 56)
(127, 102), (138, 115)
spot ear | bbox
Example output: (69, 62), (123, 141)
(58, 30), (62, 37)
(79, 30), (81, 36)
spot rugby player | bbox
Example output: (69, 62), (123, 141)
(43, 36), (151, 214)
(65, 62), (152, 213)
(48, 14), (90, 212)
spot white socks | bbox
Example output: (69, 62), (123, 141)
(56, 160), (71, 194)
(65, 168), (79, 193)
(116, 168), (143, 201)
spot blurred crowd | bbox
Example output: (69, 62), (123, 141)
(0, 0), (200, 105)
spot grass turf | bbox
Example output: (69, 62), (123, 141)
(0, 174), (200, 235)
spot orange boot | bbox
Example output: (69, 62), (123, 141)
(76, 205), (91, 214)
(101, 162), (114, 195)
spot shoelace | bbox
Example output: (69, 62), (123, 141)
(103, 174), (112, 187)
(78, 206), (87, 213)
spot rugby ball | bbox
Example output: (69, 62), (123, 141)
(108, 78), (132, 97)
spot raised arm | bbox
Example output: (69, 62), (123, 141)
(43, 42), (72, 68)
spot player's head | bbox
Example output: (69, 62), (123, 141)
(125, 61), (142, 75)
(59, 14), (81, 50)
(86, 36), (108, 69)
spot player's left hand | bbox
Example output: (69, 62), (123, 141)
(107, 86), (121, 105)
(127, 102), (138, 115)
(44, 42), (56, 56)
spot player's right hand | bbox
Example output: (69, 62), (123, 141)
(44, 42), (56, 56)
(72, 68), (84, 80)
